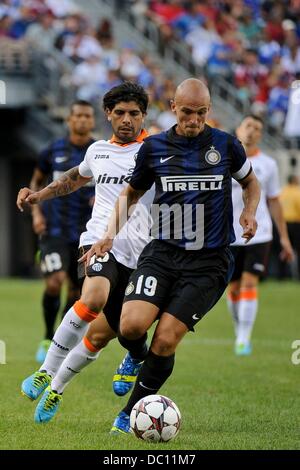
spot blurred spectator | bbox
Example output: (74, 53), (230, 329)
(284, 76), (300, 139)
(234, 47), (269, 104)
(119, 43), (144, 80)
(156, 102), (176, 130)
(281, 21), (300, 75)
(264, 2), (285, 44)
(54, 13), (82, 51)
(96, 18), (113, 44)
(207, 31), (237, 78)
(45, 0), (77, 18)
(171, 1), (204, 39)
(238, 7), (262, 43)
(267, 73), (290, 129)
(71, 52), (108, 101)
(185, 17), (220, 67)
(258, 29), (281, 66)
(8, 6), (36, 38)
(148, 0), (184, 25)
(62, 28), (103, 63)
(25, 10), (58, 51)
(0, 14), (13, 37)
(0, 0), (21, 20)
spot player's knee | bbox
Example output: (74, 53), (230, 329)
(80, 292), (106, 313)
(228, 281), (240, 298)
(46, 274), (64, 296)
(241, 280), (258, 290)
(86, 330), (110, 349)
(119, 314), (146, 340)
(151, 332), (177, 356)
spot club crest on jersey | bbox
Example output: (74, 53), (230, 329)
(92, 263), (102, 272)
(205, 146), (221, 165)
(125, 281), (135, 296)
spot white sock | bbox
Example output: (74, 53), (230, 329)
(227, 294), (240, 336)
(51, 338), (101, 394)
(40, 301), (97, 378)
(236, 289), (258, 345)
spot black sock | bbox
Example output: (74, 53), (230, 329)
(42, 292), (60, 339)
(122, 351), (175, 416)
(118, 333), (148, 361)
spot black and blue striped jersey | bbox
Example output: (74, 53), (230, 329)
(37, 137), (95, 243)
(129, 124), (251, 250)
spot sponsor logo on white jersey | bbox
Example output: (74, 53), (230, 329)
(94, 154), (110, 159)
(96, 173), (131, 184)
(161, 175), (223, 191)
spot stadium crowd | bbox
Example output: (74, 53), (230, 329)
(0, 0), (177, 130)
(1, 0), (300, 136)
(116, 0), (300, 136)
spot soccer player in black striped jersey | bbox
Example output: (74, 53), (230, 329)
(81, 78), (261, 434)
(29, 100), (96, 363)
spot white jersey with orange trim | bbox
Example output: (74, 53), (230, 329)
(231, 149), (280, 246)
(79, 131), (153, 269)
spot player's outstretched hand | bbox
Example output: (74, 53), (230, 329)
(16, 188), (41, 212)
(239, 210), (258, 244)
(78, 238), (113, 266)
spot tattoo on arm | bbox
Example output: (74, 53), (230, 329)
(48, 167), (81, 197)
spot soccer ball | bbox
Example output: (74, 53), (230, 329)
(130, 394), (181, 442)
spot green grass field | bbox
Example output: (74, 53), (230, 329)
(1, 278), (299, 450)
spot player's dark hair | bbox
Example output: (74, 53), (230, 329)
(70, 100), (94, 114)
(243, 114), (264, 125)
(103, 82), (149, 114)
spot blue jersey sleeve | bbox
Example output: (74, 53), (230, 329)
(129, 141), (155, 190)
(37, 145), (52, 175)
(230, 137), (252, 181)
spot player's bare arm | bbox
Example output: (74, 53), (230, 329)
(268, 197), (294, 261)
(79, 184), (146, 265)
(238, 170), (261, 243)
(17, 166), (92, 212)
(29, 168), (48, 234)
(30, 168), (48, 192)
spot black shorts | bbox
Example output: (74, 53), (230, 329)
(230, 242), (271, 281)
(287, 223), (300, 251)
(123, 240), (234, 331)
(39, 235), (79, 287)
(78, 246), (133, 332)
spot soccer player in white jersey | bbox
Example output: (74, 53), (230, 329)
(227, 115), (294, 355)
(16, 82), (153, 423)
